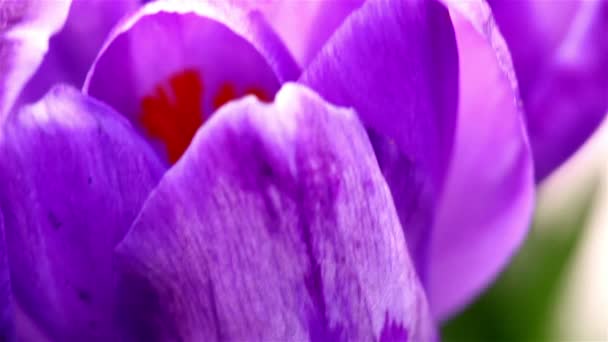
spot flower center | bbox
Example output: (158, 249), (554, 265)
(140, 69), (269, 164)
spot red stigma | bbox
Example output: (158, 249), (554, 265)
(213, 83), (237, 110)
(140, 70), (272, 164)
(213, 84), (271, 110)
(245, 87), (271, 103)
(141, 70), (204, 164)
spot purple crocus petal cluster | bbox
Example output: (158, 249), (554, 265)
(0, 0), (605, 341)
(83, 0), (299, 134)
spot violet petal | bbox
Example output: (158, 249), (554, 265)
(0, 214), (14, 341)
(17, 0), (139, 105)
(429, 0), (535, 319)
(489, 0), (608, 180)
(300, 0), (459, 286)
(0, 0), (71, 118)
(116, 83), (436, 341)
(0, 85), (164, 340)
(239, 0), (364, 67)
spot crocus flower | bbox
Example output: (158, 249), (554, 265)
(0, 0), (604, 341)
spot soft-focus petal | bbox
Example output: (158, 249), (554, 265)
(116, 83), (436, 341)
(0, 86), (165, 340)
(0, 214), (14, 341)
(430, 0), (535, 319)
(300, 0), (459, 283)
(84, 0), (299, 163)
(489, 0), (608, 180)
(0, 0), (71, 119)
(238, 0), (364, 67)
(17, 0), (139, 105)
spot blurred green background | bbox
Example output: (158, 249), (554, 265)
(441, 119), (608, 341)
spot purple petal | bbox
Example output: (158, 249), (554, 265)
(84, 0), (299, 163)
(0, 215), (14, 341)
(239, 0), (364, 67)
(0, 86), (165, 340)
(17, 0), (139, 106)
(300, 0), (459, 284)
(489, 0), (608, 180)
(116, 83), (436, 341)
(0, 0), (71, 119)
(429, 1), (535, 319)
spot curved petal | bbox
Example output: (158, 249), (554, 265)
(115, 83), (436, 341)
(0, 0), (71, 119)
(0, 86), (165, 340)
(489, 0), (608, 180)
(429, 0), (535, 319)
(17, 0), (139, 106)
(300, 0), (459, 283)
(84, 0), (300, 164)
(239, 0), (364, 67)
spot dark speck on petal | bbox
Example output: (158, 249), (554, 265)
(76, 289), (92, 305)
